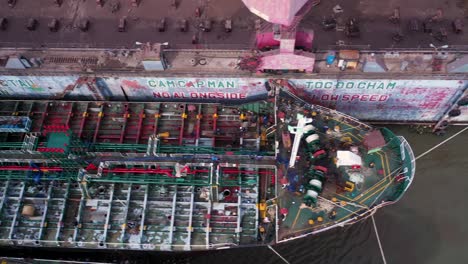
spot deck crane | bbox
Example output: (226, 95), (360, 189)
(287, 113), (312, 168)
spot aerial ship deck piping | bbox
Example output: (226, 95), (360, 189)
(0, 80), (415, 250)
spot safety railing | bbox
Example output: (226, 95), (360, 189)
(396, 136), (416, 198)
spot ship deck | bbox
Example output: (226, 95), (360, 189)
(0, 100), (277, 250)
(267, 89), (415, 242)
(0, 0), (467, 50)
(276, 117), (405, 240)
(0, 90), (415, 250)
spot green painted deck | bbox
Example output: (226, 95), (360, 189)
(274, 93), (413, 241)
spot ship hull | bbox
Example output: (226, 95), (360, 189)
(0, 89), (415, 251)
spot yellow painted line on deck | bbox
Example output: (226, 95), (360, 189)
(384, 151), (391, 176)
(348, 152), (389, 201)
(357, 177), (391, 203)
(358, 155), (398, 204)
(291, 208), (303, 229)
(330, 211), (355, 224)
(292, 209), (359, 234)
(343, 132), (362, 142)
(293, 224), (325, 234)
(348, 130), (364, 139)
(354, 178), (389, 203)
(331, 118), (364, 139)
(377, 151), (390, 176)
(335, 193), (354, 201)
(331, 117), (356, 129)
(285, 134), (395, 233)
(340, 176), (387, 202)
(322, 193), (369, 211)
(288, 199), (374, 234)
(359, 178), (394, 204)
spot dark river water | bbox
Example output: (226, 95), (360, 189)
(1, 125), (467, 264)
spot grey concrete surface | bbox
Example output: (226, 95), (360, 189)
(1, 0), (467, 49)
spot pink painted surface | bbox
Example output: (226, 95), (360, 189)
(256, 31), (313, 50)
(296, 31), (314, 49)
(242, 0), (309, 26)
(256, 32), (280, 50)
(122, 80), (146, 90)
(280, 39), (296, 53)
(259, 51), (315, 72)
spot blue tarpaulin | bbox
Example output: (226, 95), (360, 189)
(326, 54), (336, 65)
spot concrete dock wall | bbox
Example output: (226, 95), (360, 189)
(290, 79), (467, 122)
(0, 75), (466, 122)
